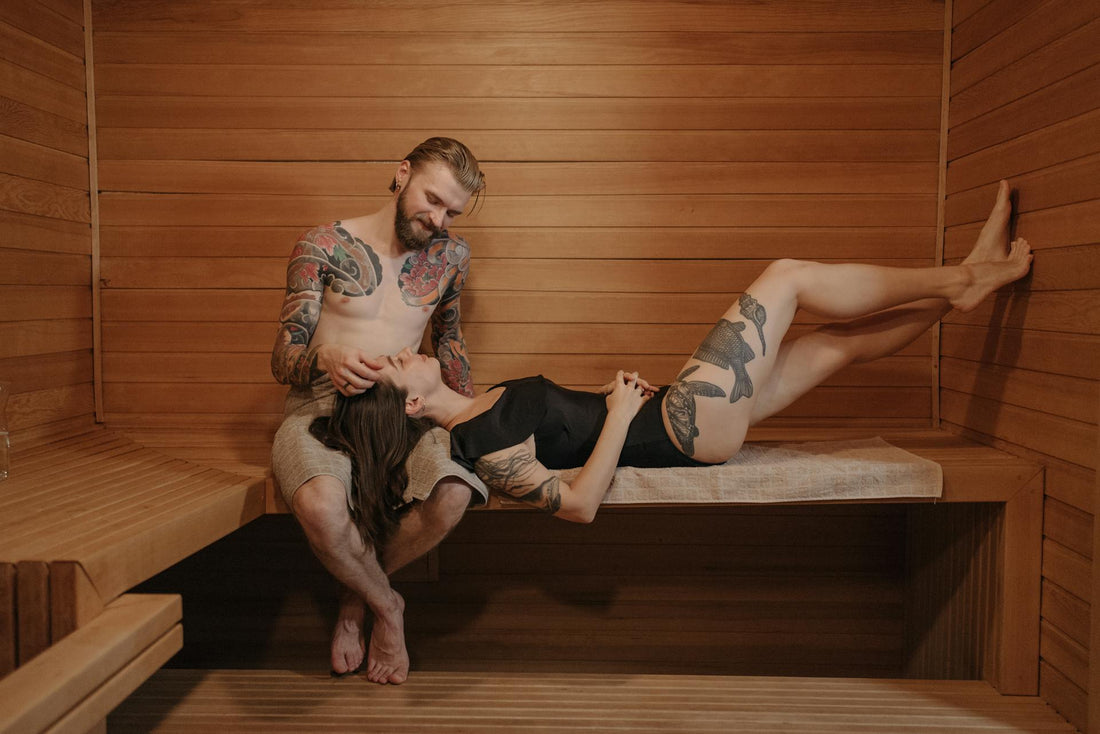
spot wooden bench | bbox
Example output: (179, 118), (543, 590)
(0, 427), (265, 732)
(0, 594), (181, 734)
(108, 670), (1075, 734)
(140, 424), (1042, 697)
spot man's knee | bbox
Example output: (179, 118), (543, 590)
(292, 475), (352, 543)
(421, 478), (473, 530)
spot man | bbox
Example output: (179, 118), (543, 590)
(270, 137), (488, 684)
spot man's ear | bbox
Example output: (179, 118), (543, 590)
(405, 394), (425, 417)
(394, 160), (411, 190)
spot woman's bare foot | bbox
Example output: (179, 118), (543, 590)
(365, 591), (410, 685)
(952, 238), (1033, 312)
(964, 179), (1013, 265)
(331, 593), (366, 676)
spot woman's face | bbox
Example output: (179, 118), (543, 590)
(378, 346), (441, 397)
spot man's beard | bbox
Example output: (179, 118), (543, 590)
(394, 187), (440, 251)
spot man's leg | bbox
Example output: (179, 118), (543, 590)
(330, 478), (473, 679)
(292, 475), (409, 684)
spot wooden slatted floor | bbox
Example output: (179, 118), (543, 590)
(109, 670), (1076, 733)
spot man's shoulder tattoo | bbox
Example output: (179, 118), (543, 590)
(399, 236), (470, 307)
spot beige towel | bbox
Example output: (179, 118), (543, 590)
(559, 437), (942, 505)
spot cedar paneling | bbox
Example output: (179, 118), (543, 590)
(93, 0), (945, 429)
(943, 1), (1100, 727)
(0, 2), (93, 443)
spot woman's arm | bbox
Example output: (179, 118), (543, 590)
(474, 371), (648, 523)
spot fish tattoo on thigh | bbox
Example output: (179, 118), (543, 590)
(692, 319), (756, 402)
(666, 365), (726, 456)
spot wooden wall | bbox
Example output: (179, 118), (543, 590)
(941, 0), (1100, 729)
(0, 0), (95, 444)
(90, 0), (945, 434)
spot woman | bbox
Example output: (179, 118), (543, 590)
(315, 182), (1032, 534)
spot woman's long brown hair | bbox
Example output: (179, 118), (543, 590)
(310, 382), (428, 552)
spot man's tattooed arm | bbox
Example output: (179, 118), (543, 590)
(474, 446), (563, 514)
(270, 225), (382, 386)
(430, 239), (474, 396)
(270, 237), (328, 385)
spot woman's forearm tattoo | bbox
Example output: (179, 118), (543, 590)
(692, 318), (756, 402)
(475, 451), (562, 513)
(738, 292), (767, 356)
(666, 365), (726, 456)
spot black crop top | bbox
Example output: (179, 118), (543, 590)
(449, 376), (709, 472)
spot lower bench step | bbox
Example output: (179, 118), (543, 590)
(109, 669), (1075, 733)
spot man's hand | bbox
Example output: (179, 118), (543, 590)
(315, 344), (385, 396)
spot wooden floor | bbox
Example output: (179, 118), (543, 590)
(109, 670), (1076, 733)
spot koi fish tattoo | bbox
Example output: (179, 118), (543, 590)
(692, 319), (756, 402)
(399, 238), (470, 307)
(738, 292), (767, 356)
(665, 365), (727, 457)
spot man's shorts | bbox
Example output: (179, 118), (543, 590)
(271, 381), (489, 511)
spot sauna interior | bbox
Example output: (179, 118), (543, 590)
(1, 0), (1097, 731)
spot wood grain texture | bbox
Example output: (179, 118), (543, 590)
(943, 0), (1099, 721)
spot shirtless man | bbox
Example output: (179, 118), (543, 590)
(270, 138), (488, 684)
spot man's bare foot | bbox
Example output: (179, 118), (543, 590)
(331, 593), (366, 676)
(964, 179), (1013, 265)
(952, 238), (1032, 312)
(366, 591), (410, 684)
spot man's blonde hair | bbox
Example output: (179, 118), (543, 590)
(390, 137), (486, 196)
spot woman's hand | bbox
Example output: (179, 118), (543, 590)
(599, 371), (656, 397)
(604, 370), (650, 421)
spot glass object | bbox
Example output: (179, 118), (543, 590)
(0, 381), (10, 481)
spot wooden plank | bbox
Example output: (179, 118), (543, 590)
(950, 0), (1098, 95)
(939, 357), (1098, 425)
(106, 670), (1077, 733)
(0, 593), (180, 734)
(97, 95), (941, 131)
(92, 1), (945, 33)
(95, 129), (941, 164)
(85, 0), (102, 424)
(0, 60), (85, 123)
(0, 171), (90, 223)
(990, 472), (1043, 694)
(0, 0), (84, 57)
(1044, 498), (1092, 560)
(0, 285), (91, 321)
(1041, 620), (1088, 691)
(98, 160), (939, 196)
(940, 325), (1099, 381)
(95, 63), (942, 99)
(951, 0), (1049, 61)
(95, 30), (943, 66)
(0, 21), (85, 90)
(100, 255), (932, 292)
(0, 320), (92, 359)
(950, 18), (1100, 128)
(945, 242), (1100, 294)
(97, 193), (938, 228)
(0, 93), (87, 157)
(49, 562), (104, 643)
(944, 154), (1100, 227)
(1043, 539), (1091, 603)
(948, 63), (1100, 161)
(944, 291), (1100, 337)
(43, 625), (181, 734)
(6, 384), (94, 434)
(1042, 660), (1087, 734)
(100, 225), (937, 260)
(0, 209), (89, 255)
(14, 561), (49, 666)
(946, 109), (1100, 195)
(0, 248), (89, 285)
(1091, 384), (1100, 733)
(941, 390), (1095, 469)
(1045, 463), (1094, 515)
(0, 563), (13, 675)
(1043, 579), (1089, 649)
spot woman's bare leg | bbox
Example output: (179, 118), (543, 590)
(663, 182), (1031, 463)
